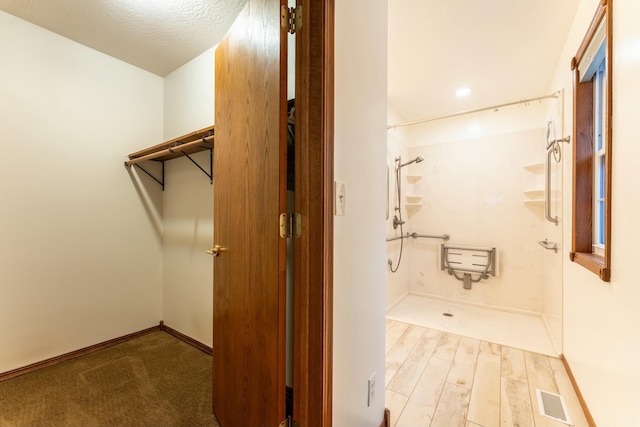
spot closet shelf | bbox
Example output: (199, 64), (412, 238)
(125, 125), (215, 191)
(126, 125), (215, 165)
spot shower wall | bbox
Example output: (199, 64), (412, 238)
(400, 126), (547, 313)
(542, 100), (564, 352)
(386, 108), (411, 309)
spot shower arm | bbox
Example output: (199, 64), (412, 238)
(395, 156), (424, 169)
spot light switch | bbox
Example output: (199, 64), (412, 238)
(335, 181), (346, 216)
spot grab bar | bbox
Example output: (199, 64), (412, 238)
(386, 232), (450, 242)
(545, 146), (559, 225)
(538, 239), (558, 253)
(412, 232), (450, 241)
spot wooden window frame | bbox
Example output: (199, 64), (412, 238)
(569, 0), (612, 282)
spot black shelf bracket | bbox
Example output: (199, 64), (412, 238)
(180, 145), (213, 184)
(133, 161), (165, 191)
(126, 129), (214, 189)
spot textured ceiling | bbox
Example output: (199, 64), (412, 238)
(0, 0), (247, 76)
(0, 0), (581, 120)
(388, 0), (581, 124)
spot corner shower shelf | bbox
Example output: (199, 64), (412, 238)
(522, 162), (545, 207)
(523, 190), (544, 206)
(523, 199), (545, 207)
(406, 174), (422, 184)
(523, 162), (545, 174)
(405, 195), (423, 203)
(124, 125), (215, 190)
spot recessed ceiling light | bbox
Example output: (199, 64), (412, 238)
(456, 87), (472, 97)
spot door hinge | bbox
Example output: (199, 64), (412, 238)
(278, 417), (300, 427)
(281, 5), (302, 34)
(279, 212), (302, 238)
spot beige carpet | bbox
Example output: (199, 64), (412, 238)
(0, 331), (219, 427)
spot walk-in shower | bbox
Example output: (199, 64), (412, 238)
(385, 87), (568, 360)
(388, 155), (423, 272)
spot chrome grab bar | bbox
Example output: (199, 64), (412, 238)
(545, 146), (559, 225)
(386, 232), (450, 242)
(538, 239), (558, 253)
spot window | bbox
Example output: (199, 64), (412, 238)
(593, 58), (606, 256)
(570, 0), (612, 281)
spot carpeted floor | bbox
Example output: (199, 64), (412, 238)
(0, 331), (220, 427)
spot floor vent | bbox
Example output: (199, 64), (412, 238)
(536, 389), (572, 425)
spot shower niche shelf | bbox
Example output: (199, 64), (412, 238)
(405, 203), (422, 212)
(405, 197), (423, 211)
(522, 162), (545, 207)
(523, 162), (544, 174)
(406, 174), (422, 184)
(522, 195), (544, 206)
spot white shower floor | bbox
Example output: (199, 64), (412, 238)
(386, 294), (558, 356)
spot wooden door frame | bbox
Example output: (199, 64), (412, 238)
(293, 0), (334, 426)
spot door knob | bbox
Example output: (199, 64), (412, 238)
(207, 245), (228, 257)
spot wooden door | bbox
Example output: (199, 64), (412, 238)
(212, 0), (287, 426)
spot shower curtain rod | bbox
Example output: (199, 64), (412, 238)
(387, 91), (560, 130)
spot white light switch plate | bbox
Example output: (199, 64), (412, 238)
(335, 181), (346, 216)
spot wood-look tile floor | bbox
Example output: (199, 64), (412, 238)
(385, 319), (589, 427)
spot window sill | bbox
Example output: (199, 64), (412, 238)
(592, 244), (605, 257)
(569, 251), (610, 282)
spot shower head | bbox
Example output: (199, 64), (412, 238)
(397, 156), (424, 168)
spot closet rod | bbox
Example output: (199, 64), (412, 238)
(387, 91), (560, 130)
(125, 136), (214, 166)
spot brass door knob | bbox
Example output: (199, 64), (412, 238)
(207, 245), (228, 257)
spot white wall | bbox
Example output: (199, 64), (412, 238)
(0, 11), (164, 373)
(386, 107), (411, 309)
(162, 49), (215, 347)
(404, 127), (545, 313)
(387, 98), (566, 353)
(549, 0), (640, 425)
(333, 0), (388, 425)
(164, 48), (215, 140)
